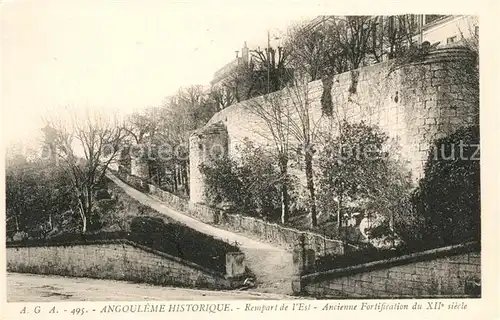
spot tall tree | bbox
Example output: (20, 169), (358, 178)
(246, 90), (293, 224)
(44, 108), (127, 233)
(283, 78), (325, 227)
(374, 15), (419, 61)
(153, 85), (218, 195)
(318, 121), (390, 230)
(329, 16), (376, 70)
(285, 18), (348, 81)
(209, 85), (236, 110)
(248, 76), (324, 227)
(250, 45), (292, 94)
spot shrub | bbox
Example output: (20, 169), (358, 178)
(199, 154), (244, 208)
(317, 121), (415, 246)
(317, 121), (391, 223)
(6, 158), (77, 239)
(129, 216), (241, 273)
(200, 140), (292, 222)
(412, 125), (480, 248)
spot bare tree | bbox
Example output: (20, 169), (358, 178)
(123, 108), (159, 144)
(285, 18), (349, 82)
(209, 85), (236, 110)
(368, 15), (420, 62)
(283, 78), (326, 228)
(250, 44), (292, 94)
(246, 91), (293, 224)
(329, 16), (377, 70)
(214, 61), (261, 104)
(44, 108), (127, 233)
(248, 75), (325, 227)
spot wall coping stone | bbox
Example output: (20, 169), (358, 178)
(225, 213), (361, 250)
(300, 241), (480, 286)
(417, 47), (476, 65)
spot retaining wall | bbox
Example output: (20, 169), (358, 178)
(7, 239), (244, 290)
(294, 242), (481, 298)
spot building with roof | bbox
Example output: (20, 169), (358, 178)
(210, 42), (250, 88)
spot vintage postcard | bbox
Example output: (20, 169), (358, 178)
(1, 0), (498, 319)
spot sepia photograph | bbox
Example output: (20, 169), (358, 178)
(2, 0), (485, 308)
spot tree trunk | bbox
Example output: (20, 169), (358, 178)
(78, 188), (91, 234)
(305, 152), (317, 228)
(182, 162), (189, 196)
(281, 186), (290, 225)
(86, 188), (93, 230)
(82, 215), (87, 233)
(337, 194), (343, 231)
(78, 206), (87, 234)
(177, 165), (183, 189)
(173, 167), (178, 192)
(147, 161), (153, 181)
(279, 157), (290, 224)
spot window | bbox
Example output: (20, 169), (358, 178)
(447, 36), (457, 44)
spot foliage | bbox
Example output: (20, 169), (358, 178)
(318, 121), (390, 223)
(248, 78), (323, 227)
(6, 157), (78, 239)
(317, 120), (419, 250)
(199, 154), (244, 208)
(5, 154), (148, 240)
(249, 46), (293, 94)
(237, 141), (295, 221)
(129, 216), (240, 273)
(43, 109), (128, 233)
(246, 90), (294, 223)
(122, 85), (221, 195)
(412, 125), (480, 248)
(200, 141), (294, 222)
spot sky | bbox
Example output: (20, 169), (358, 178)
(1, 0), (315, 149)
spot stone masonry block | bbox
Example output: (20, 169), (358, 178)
(468, 253), (481, 264)
(459, 263), (479, 274)
(328, 281), (344, 291)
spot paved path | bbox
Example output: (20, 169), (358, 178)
(107, 173), (295, 295)
(7, 273), (297, 302)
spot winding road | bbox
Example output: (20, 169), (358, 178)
(106, 173), (295, 296)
